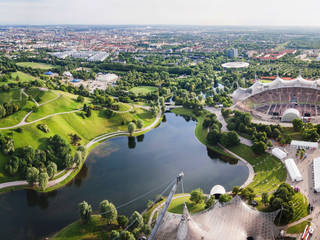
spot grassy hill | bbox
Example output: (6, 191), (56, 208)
(16, 62), (54, 70)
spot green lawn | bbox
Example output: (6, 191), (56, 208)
(0, 106), (155, 183)
(287, 219), (311, 234)
(282, 127), (304, 140)
(260, 80), (273, 83)
(168, 196), (206, 215)
(25, 88), (58, 104)
(16, 62), (54, 70)
(228, 144), (287, 194)
(26, 94), (84, 122)
(52, 215), (111, 240)
(116, 102), (131, 112)
(130, 86), (158, 95)
(11, 71), (37, 82)
(290, 192), (309, 223)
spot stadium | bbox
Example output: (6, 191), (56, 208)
(232, 75), (320, 123)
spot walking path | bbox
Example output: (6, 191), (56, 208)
(0, 112), (162, 191)
(204, 106), (253, 146)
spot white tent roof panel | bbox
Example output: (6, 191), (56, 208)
(271, 148), (287, 160)
(285, 158), (303, 182)
(314, 158), (320, 192)
(290, 140), (318, 149)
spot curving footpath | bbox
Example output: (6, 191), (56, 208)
(0, 112), (162, 192)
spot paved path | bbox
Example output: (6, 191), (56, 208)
(0, 109), (82, 130)
(204, 107), (253, 146)
(0, 111), (162, 191)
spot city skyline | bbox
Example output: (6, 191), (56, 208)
(1, 0), (320, 26)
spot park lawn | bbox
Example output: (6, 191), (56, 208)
(11, 71), (37, 82)
(286, 219), (311, 234)
(0, 107), (156, 183)
(130, 86), (157, 95)
(116, 102), (131, 112)
(16, 62), (54, 70)
(168, 196), (206, 215)
(26, 94), (84, 122)
(228, 144), (287, 195)
(0, 88), (26, 104)
(25, 88), (59, 104)
(260, 80), (273, 83)
(290, 192), (309, 223)
(282, 127), (304, 141)
(52, 215), (111, 240)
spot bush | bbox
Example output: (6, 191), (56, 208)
(37, 124), (49, 133)
(219, 194), (232, 203)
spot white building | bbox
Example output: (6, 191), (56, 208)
(281, 108), (301, 122)
(285, 158), (303, 182)
(271, 148), (287, 160)
(96, 73), (118, 84)
(290, 140), (318, 150)
(313, 157), (320, 192)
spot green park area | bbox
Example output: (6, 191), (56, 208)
(0, 71), (38, 86)
(228, 144), (287, 194)
(130, 86), (158, 95)
(52, 215), (111, 240)
(25, 87), (59, 104)
(168, 196), (206, 214)
(287, 219), (311, 234)
(16, 62), (54, 70)
(0, 89), (157, 184)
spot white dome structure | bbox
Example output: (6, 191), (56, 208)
(210, 185), (226, 197)
(281, 108), (301, 122)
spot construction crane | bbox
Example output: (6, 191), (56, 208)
(149, 172), (184, 240)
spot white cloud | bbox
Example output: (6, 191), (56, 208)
(0, 0), (319, 26)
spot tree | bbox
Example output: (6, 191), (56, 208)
(47, 161), (57, 179)
(77, 95), (84, 103)
(128, 122), (136, 136)
(64, 153), (74, 169)
(128, 211), (143, 231)
(141, 224), (151, 235)
(190, 188), (205, 204)
(205, 195), (215, 209)
(2, 137), (15, 154)
(232, 186), (241, 195)
(292, 119), (303, 131)
(100, 200), (117, 225)
(219, 131), (240, 147)
(38, 172), (49, 190)
(110, 230), (120, 239)
(119, 230), (135, 240)
(73, 151), (82, 167)
(26, 167), (39, 185)
(251, 141), (267, 154)
(117, 215), (129, 229)
(136, 119), (144, 129)
(0, 105), (6, 118)
(219, 194), (232, 203)
(79, 201), (92, 223)
(262, 192), (269, 206)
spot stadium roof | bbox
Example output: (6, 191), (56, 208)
(154, 196), (279, 240)
(231, 75), (320, 102)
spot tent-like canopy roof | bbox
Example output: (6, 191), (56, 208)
(210, 185), (226, 196)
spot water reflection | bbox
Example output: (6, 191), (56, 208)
(137, 134), (144, 142)
(128, 136), (136, 149)
(26, 190), (57, 210)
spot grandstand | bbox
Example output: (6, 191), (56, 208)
(232, 75), (320, 122)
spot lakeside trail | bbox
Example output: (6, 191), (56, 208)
(0, 111), (162, 192)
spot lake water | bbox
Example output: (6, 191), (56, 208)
(0, 113), (248, 240)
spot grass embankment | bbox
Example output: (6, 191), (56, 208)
(171, 108), (238, 162)
(0, 88), (36, 127)
(0, 71), (40, 86)
(290, 192), (309, 223)
(130, 86), (158, 95)
(287, 219), (311, 234)
(16, 62), (54, 70)
(25, 87), (58, 104)
(168, 196), (206, 215)
(228, 144), (287, 194)
(52, 215), (110, 240)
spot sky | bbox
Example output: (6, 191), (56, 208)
(0, 0), (320, 26)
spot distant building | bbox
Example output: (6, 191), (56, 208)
(227, 48), (238, 58)
(44, 71), (53, 76)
